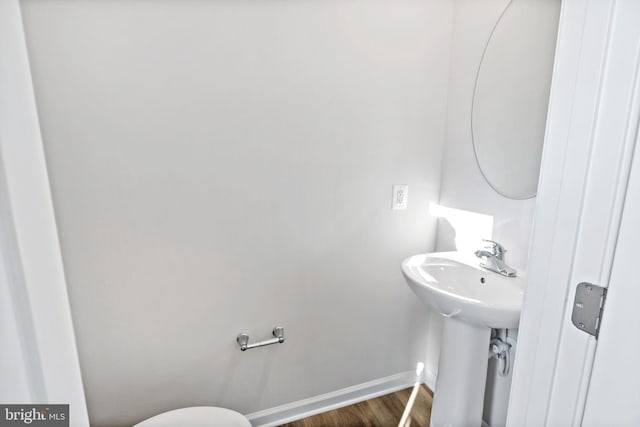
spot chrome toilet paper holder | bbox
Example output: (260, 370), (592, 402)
(237, 326), (285, 351)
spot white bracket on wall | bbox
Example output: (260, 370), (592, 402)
(571, 283), (607, 339)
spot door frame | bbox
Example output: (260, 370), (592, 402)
(507, 0), (640, 425)
(0, 1), (89, 425)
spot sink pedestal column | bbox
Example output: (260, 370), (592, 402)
(431, 318), (491, 427)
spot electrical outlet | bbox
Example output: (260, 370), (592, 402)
(392, 185), (408, 210)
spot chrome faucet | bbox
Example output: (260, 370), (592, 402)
(474, 239), (517, 277)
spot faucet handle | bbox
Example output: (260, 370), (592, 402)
(482, 239), (506, 257)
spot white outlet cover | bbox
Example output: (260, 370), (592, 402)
(392, 185), (408, 210)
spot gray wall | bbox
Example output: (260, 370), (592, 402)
(21, 0), (453, 425)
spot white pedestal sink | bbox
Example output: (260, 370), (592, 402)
(401, 252), (524, 427)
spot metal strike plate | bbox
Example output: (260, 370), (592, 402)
(571, 282), (607, 338)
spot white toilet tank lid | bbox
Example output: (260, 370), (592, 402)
(134, 406), (251, 427)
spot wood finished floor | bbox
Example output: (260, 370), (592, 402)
(279, 385), (433, 427)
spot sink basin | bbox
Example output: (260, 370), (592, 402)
(401, 251), (525, 427)
(401, 252), (524, 329)
(401, 252), (524, 427)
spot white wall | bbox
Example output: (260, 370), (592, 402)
(20, 1), (453, 425)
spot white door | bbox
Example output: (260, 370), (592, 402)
(580, 129), (640, 426)
(508, 0), (640, 426)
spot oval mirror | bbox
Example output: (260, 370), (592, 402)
(472, 0), (561, 199)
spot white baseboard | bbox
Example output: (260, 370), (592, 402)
(246, 370), (437, 427)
